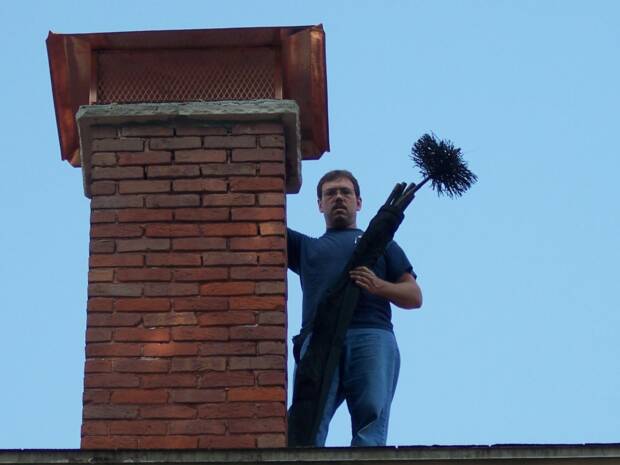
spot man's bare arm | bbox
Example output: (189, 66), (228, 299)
(349, 267), (422, 309)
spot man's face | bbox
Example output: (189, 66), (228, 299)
(318, 177), (362, 229)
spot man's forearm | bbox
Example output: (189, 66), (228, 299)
(375, 279), (422, 310)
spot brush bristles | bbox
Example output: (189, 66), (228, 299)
(411, 133), (477, 197)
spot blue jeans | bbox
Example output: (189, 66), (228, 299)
(300, 328), (400, 446)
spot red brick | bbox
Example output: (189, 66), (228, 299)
(229, 326), (285, 341)
(257, 311), (285, 325)
(110, 389), (168, 404)
(172, 238), (227, 251)
(172, 327), (228, 342)
(231, 148), (283, 163)
(81, 420), (108, 435)
(144, 283), (199, 297)
(109, 420), (167, 435)
(119, 180), (170, 194)
(201, 164), (256, 176)
(259, 135), (285, 148)
(140, 405), (197, 419)
(115, 298), (170, 312)
(176, 125), (228, 136)
(232, 122), (283, 135)
(87, 313), (141, 327)
(227, 387), (285, 402)
(91, 195), (144, 209)
(228, 356), (284, 370)
(92, 126), (118, 139)
(257, 434), (286, 448)
(174, 208), (229, 222)
(199, 342), (256, 356)
(168, 419), (226, 435)
(149, 137), (201, 150)
(91, 211), (116, 224)
(91, 224), (142, 238)
(146, 253), (201, 266)
(114, 328), (170, 342)
(118, 151), (172, 166)
(117, 238), (170, 252)
(200, 223), (257, 237)
(122, 125), (173, 137)
(170, 357), (226, 372)
(140, 374), (197, 388)
(89, 254), (144, 268)
(146, 194), (200, 208)
(85, 359), (113, 373)
(114, 359), (170, 373)
(91, 181), (116, 195)
(83, 391), (110, 405)
(203, 135), (256, 148)
(90, 239), (115, 253)
(202, 252), (257, 266)
(197, 312), (255, 327)
(230, 266), (284, 280)
(84, 373), (140, 388)
(229, 417), (285, 433)
(173, 297), (228, 311)
(88, 269), (114, 283)
(86, 343), (142, 357)
(82, 437), (138, 448)
(257, 371), (286, 386)
(229, 296), (285, 311)
(255, 282), (285, 295)
(92, 166), (144, 180)
(87, 298), (114, 312)
(259, 222), (285, 236)
(258, 193), (284, 206)
(116, 268), (172, 282)
(142, 313), (197, 327)
(258, 252), (286, 265)
(139, 436), (198, 448)
(147, 165), (201, 179)
(229, 177), (284, 192)
(258, 341), (285, 355)
(203, 193), (255, 206)
(200, 282), (255, 296)
(175, 149), (227, 163)
(118, 209), (173, 223)
(173, 268), (228, 282)
(145, 224), (200, 237)
(173, 179), (227, 192)
(230, 236), (285, 251)
(88, 283), (142, 297)
(92, 138), (143, 151)
(142, 343), (198, 357)
(198, 402), (262, 419)
(259, 163), (285, 176)
(200, 371), (254, 388)
(231, 207), (284, 221)
(198, 435), (255, 448)
(170, 389), (226, 403)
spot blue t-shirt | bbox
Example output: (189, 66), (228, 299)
(287, 227), (414, 334)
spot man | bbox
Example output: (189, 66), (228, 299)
(287, 170), (422, 446)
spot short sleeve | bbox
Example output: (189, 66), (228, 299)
(287, 227), (305, 274)
(385, 240), (416, 282)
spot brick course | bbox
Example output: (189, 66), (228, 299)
(82, 120), (287, 449)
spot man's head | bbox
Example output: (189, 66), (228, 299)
(317, 170), (362, 229)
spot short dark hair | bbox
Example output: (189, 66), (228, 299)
(317, 170), (361, 199)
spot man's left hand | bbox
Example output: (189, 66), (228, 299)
(349, 266), (387, 296)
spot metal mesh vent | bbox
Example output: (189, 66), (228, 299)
(96, 48), (276, 103)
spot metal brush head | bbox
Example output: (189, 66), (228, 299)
(411, 133), (478, 197)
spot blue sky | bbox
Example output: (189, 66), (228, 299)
(1, 0), (619, 448)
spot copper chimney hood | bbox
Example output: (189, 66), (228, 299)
(46, 25), (329, 166)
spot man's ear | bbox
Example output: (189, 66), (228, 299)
(356, 196), (362, 211)
(318, 197), (325, 213)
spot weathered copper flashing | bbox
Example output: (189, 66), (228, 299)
(46, 26), (329, 166)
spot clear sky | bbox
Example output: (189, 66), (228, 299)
(1, 0), (619, 449)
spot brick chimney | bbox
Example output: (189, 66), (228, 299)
(46, 27), (328, 449)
